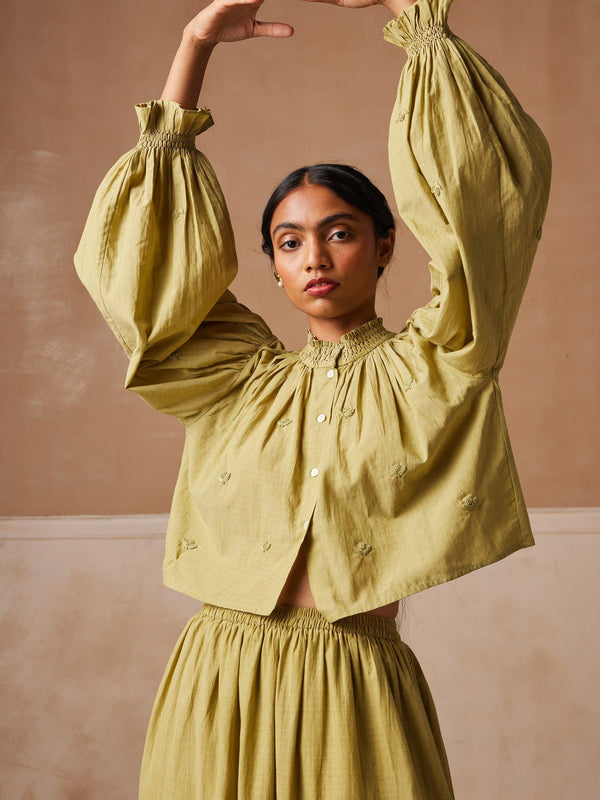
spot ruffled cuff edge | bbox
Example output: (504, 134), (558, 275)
(135, 100), (214, 150)
(383, 0), (452, 56)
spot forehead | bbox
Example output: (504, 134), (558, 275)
(270, 184), (368, 230)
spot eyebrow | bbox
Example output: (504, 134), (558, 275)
(271, 212), (360, 237)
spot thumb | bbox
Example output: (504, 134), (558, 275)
(253, 20), (295, 37)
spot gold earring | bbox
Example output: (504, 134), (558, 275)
(274, 272), (283, 287)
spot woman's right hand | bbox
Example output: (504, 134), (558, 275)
(185, 0), (294, 47)
(161, 0), (293, 108)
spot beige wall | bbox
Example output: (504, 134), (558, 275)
(0, 0), (598, 514)
(1, 0), (599, 797)
(2, 513), (599, 798)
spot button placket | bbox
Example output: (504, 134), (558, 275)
(304, 361), (338, 534)
(299, 497), (317, 540)
(323, 363), (340, 421)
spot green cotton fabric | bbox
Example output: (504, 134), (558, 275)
(74, 0), (551, 623)
(138, 604), (454, 800)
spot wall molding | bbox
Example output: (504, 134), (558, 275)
(0, 508), (599, 540)
(0, 514), (168, 540)
(526, 507), (600, 534)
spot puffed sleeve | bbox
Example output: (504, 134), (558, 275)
(385, 0), (551, 375)
(74, 100), (279, 421)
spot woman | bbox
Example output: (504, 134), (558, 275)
(75, 0), (551, 796)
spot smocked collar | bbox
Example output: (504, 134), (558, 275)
(299, 316), (394, 368)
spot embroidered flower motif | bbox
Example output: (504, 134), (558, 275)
(430, 181), (442, 197)
(390, 464), (407, 478)
(340, 407), (355, 418)
(182, 538), (197, 550)
(217, 471), (231, 484)
(169, 349), (183, 361)
(172, 207), (185, 219)
(459, 494), (480, 510)
(536, 226), (543, 241)
(259, 540), (272, 552)
(396, 109), (409, 123)
(276, 418), (292, 428)
(354, 542), (373, 556)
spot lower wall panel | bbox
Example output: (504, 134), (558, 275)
(1, 513), (599, 799)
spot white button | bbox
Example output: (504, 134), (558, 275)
(327, 369), (335, 378)
(310, 467), (319, 477)
(303, 520), (310, 530)
(317, 413), (326, 423)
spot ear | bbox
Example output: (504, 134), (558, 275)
(376, 228), (396, 266)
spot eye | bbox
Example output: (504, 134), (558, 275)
(279, 239), (301, 251)
(330, 229), (351, 241)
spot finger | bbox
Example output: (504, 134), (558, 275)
(253, 20), (295, 37)
(298, 0), (367, 5)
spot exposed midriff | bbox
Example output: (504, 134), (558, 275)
(276, 542), (400, 619)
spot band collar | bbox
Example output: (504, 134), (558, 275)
(299, 316), (394, 368)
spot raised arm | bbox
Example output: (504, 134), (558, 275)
(74, 1), (292, 420)
(308, 0), (550, 375)
(384, 0), (552, 375)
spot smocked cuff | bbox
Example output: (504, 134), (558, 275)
(134, 100), (214, 150)
(383, 0), (452, 56)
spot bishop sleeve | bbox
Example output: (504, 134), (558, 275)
(384, 0), (551, 375)
(74, 100), (278, 421)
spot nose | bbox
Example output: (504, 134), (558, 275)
(304, 235), (331, 271)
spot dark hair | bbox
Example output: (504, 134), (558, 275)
(261, 164), (395, 277)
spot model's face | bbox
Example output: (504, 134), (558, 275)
(270, 184), (394, 339)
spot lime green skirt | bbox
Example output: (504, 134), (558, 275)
(139, 603), (454, 799)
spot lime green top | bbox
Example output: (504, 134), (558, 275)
(75, 0), (551, 622)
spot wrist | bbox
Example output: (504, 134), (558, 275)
(182, 24), (219, 53)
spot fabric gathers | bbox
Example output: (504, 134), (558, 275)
(74, 0), (552, 622)
(138, 603), (455, 799)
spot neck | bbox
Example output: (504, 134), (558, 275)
(307, 306), (377, 343)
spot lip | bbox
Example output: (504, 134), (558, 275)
(305, 285), (338, 298)
(304, 280), (339, 298)
(304, 278), (339, 297)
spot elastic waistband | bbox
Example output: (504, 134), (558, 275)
(198, 603), (399, 640)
